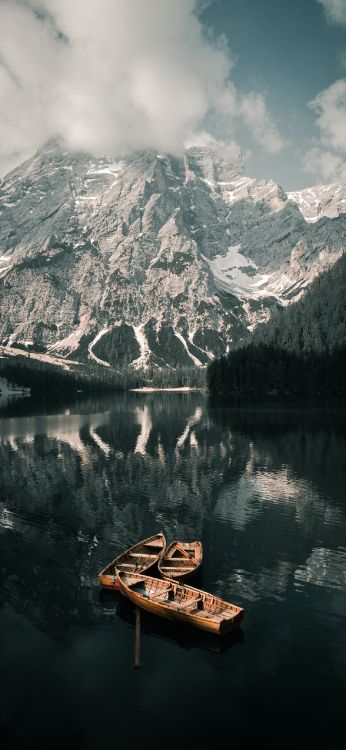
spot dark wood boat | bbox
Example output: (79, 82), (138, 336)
(98, 533), (166, 590)
(158, 540), (203, 581)
(117, 572), (244, 635)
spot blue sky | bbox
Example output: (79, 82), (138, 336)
(203, 0), (346, 188)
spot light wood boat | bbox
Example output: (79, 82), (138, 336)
(98, 533), (166, 590)
(115, 591), (245, 654)
(158, 540), (203, 581)
(117, 572), (244, 635)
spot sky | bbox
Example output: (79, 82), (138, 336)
(0, 0), (345, 189)
(203, 0), (346, 188)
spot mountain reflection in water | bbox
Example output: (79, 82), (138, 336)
(0, 392), (345, 748)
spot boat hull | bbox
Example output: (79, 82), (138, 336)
(117, 573), (244, 636)
(99, 572), (120, 590)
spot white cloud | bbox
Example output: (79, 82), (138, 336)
(0, 0), (283, 176)
(303, 79), (346, 182)
(310, 79), (346, 153)
(240, 92), (284, 154)
(316, 0), (346, 25)
(303, 147), (346, 182)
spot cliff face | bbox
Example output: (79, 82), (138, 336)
(0, 141), (345, 370)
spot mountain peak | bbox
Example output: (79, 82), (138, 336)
(184, 142), (243, 184)
(0, 143), (345, 372)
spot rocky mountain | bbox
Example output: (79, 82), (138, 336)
(287, 184), (346, 224)
(251, 251), (346, 354)
(207, 253), (346, 398)
(0, 141), (345, 370)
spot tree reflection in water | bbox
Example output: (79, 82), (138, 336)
(0, 393), (345, 747)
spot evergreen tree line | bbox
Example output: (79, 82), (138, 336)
(207, 252), (346, 398)
(0, 354), (206, 396)
(0, 355), (138, 395)
(207, 344), (346, 397)
(143, 365), (206, 388)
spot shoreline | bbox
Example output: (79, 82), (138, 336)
(129, 386), (205, 393)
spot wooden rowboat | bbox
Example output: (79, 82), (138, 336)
(158, 540), (203, 581)
(117, 571), (244, 635)
(98, 533), (166, 590)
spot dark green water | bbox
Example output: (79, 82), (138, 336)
(0, 392), (345, 749)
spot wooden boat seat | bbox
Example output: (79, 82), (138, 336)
(207, 610), (235, 621)
(131, 552), (157, 558)
(174, 597), (202, 610)
(150, 586), (174, 600)
(129, 582), (172, 600)
(162, 558), (195, 564)
(160, 565), (194, 572)
(171, 544), (190, 559)
(220, 611), (236, 620)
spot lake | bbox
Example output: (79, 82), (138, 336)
(0, 391), (345, 749)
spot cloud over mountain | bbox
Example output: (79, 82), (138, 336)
(304, 78), (346, 182)
(0, 0), (283, 176)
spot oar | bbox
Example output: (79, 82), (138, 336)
(133, 607), (141, 668)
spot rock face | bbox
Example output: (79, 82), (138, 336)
(287, 184), (346, 224)
(0, 141), (345, 369)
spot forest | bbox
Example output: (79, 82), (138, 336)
(0, 353), (205, 398)
(207, 252), (346, 398)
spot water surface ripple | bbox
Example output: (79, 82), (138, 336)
(0, 393), (345, 748)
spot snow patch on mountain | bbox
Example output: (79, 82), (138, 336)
(202, 246), (274, 300)
(0, 254), (13, 279)
(0, 345), (80, 370)
(288, 184), (346, 223)
(132, 325), (151, 369)
(88, 328), (111, 368)
(49, 315), (90, 357)
(174, 330), (203, 367)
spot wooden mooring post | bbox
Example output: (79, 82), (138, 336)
(133, 607), (141, 668)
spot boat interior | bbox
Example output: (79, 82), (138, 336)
(159, 541), (202, 576)
(122, 574), (240, 621)
(168, 544), (196, 559)
(102, 537), (165, 576)
(159, 558), (197, 573)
